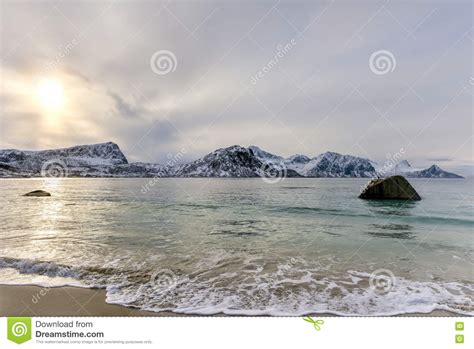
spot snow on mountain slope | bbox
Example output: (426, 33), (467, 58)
(0, 142), (128, 177)
(283, 154), (311, 174)
(0, 141), (126, 166)
(390, 160), (412, 173)
(404, 165), (463, 178)
(375, 160), (463, 178)
(248, 146), (283, 162)
(174, 145), (261, 177)
(0, 142), (464, 178)
(174, 145), (301, 177)
(249, 148), (377, 177)
(302, 151), (377, 177)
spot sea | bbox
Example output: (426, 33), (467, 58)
(0, 177), (472, 315)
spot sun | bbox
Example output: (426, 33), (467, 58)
(36, 79), (65, 110)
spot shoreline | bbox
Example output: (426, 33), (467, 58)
(0, 285), (465, 317)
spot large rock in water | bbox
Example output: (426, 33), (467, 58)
(23, 190), (51, 197)
(359, 175), (421, 200)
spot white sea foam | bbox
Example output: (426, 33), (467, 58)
(1, 255), (472, 316)
(104, 262), (473, 316)
(0, 257), (80, 279)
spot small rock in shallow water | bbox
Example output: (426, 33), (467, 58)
(23, 190), (51, 197)
(359, 175), (421, 201)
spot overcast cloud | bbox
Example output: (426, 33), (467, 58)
(0, 0), (472, 175)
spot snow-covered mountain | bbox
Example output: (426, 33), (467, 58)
(174, 146), (262, 177)
(385, 160), (413, 174)
(0, 142), (464, 178)
(249, 147), (376, 177)
(0, 142), (129, 177)
(373, 159), (462, 178)
(248, 145), (283, 162)
(404, 164), (463, 179)
(300, 152), (377, 177)
(0, 142), (168, 178)
(174, 145), (301, 177)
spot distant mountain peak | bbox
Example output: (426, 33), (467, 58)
(248, 145), (282, 161)
(0, 143), (464, 179)
(398, 160), (411, 167)
(321, 151), (340, 156)
(175, 145), (264, 177)
(386, 160), (412, 173)
(404, 164), (463, 179)
(285, 154), (310, 163)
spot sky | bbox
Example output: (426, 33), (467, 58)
(0, 0), (472, 175)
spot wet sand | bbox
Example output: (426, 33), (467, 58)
(0, 285), (165, 316)
(0, 285), (461, 317)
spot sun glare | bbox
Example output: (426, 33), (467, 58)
(36, 79), (65, 110)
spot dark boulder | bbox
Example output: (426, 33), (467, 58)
(359, 175), (421, 201)
(23, 190), (51, 197)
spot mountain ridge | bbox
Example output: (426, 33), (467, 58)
(0, 142), (464, 179)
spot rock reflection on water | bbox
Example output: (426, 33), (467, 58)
(366, 223), (415, 240)
(363, 199), (418, 217)
(362, 200), (418, 239)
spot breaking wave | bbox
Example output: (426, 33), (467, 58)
(1, 256), (472, 316)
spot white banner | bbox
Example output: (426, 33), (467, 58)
(0, 316), (470, 348)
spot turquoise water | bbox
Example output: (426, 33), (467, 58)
(0, 178), (472, 315)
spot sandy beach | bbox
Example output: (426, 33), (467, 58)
(0, 285), (462, 317)
(0, 285), (162, 317)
